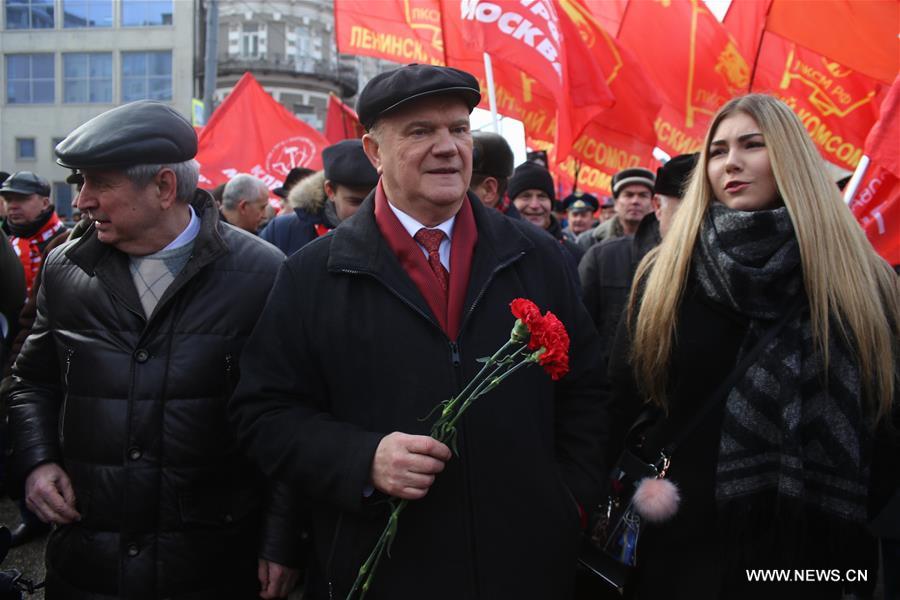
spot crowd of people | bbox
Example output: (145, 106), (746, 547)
(0, 63), (897, 600)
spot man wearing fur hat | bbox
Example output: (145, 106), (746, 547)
(575, 167), (656, 252)
(260, 139), (378, 256)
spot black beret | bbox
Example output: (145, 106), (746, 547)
(472, 131), (514, 180)
(322, 140), (379, 188)
(655, 153), (698, 198)
(0, 171), (50, 197)
(357, 64), (481, 130)
(274, 167), (316, 198)
(66, 170), (84, 186)
(55, 100), (197, 170)
(611, 167), (655, 197)
(508, 162), (555, 203)
(562, 192), (598, 213)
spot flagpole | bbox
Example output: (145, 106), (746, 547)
(843, 155), (870, 205)
(483, 52), (500, 133)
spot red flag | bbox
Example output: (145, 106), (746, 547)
(722, 0), (771, 63)
(750, 31), (887, 172)
(334, 0), (446, 65)
(196, 73), (330, 193)
(864, 75), (900, 178)
(850, 75), (900, 265)
(618, 0), (751, 157)
(447, 0), (614, 157)
(324, 94), (365, 143)
(765, 0), (898, 85)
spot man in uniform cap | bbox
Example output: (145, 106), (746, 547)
(1, 171), (68, 298)
(7, 100), (301, 599)
(575, 167), (655, 251)
(260, 138), (379, 256)
(578, 153), (698, 371)
(598, 195), (615, 223)
(468, 131), (519, 218)
(230, 64), (607, 599)
(561, 192), (599, 241)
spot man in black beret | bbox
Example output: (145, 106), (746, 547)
(7, 100), (302, 599)
(577, 153), (698, 372)
(260, 139), (379, 255)
(575, 166), (656, 251)
(273, 167), (315, 199)
(598, 194), (615, 223)
(468, 131), (519, 218)
(230, 63), (607, 600)
(561, 192), (599, 241)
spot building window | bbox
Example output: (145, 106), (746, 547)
(16, 137), (36, 159)
(241, 23), (260, 58)
(62, 0), (112, 27)
(121, 0), (172, 26)
(6, 54), (54, 104)
(64, 53), (112, 103)
(53, 182), (74, 219)
(5, 0), (54, 29)
(121, 51), (172, 102)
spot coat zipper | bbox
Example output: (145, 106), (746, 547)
(59, 347), (74, 448)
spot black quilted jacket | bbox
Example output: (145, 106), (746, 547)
(8, 193), (297, 599)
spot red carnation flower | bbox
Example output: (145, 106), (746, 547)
(530, 311), (569, 380)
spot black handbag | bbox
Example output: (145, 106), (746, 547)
(579, 297), (804, 590)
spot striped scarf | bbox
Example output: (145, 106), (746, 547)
(693, 202), (869, 524)
(8, 210), (66, 297)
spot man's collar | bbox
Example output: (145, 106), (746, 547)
(161, 204), (200, 252)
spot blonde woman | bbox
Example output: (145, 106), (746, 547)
(605, 94), (899, 599)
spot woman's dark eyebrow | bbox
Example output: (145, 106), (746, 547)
(710, 132), (763, 146)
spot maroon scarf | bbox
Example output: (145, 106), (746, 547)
(374, 181), (477, 340)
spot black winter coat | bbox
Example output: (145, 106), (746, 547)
(8, 194), (297, 600)
(229, 192), (609, 600)
(578, 213), (659, 367)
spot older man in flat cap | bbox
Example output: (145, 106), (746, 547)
(7, 100), (301, 599)
(229, 64), (608, 599)
(260, 139), (379, 256)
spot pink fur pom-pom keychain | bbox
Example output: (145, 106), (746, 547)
(632, 477), (681, 523)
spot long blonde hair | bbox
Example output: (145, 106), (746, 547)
(629, 94), (899, 423)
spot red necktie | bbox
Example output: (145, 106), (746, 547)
(414, 228), (449, 292)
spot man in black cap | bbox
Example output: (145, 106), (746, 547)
(598, 195), (615, 223)
(578, 154), (698, 369)
(229, 64), (607, 600)
(1, 171), (69, 298)
(7, 100), (301, 599)
(561, 192), (599, 242)
(220, 173), (271, 233)
(468, 131), (519, 218)
(260, 139), (379, 256)
(273, 166), (315, 200)
(575, 167), (656, 252)
(508, 161), (584, 265)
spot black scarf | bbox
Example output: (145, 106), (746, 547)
(693, 202), (869, 524)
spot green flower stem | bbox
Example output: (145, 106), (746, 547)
(445, 347), (531, 432)
(449, 338), (521, 413)
(349, 499), (409, 600)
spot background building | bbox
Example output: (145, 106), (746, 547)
(203, 0), (396, 131)
(0, 0), (195, 219)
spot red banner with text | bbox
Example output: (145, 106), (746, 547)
(334, 0), (445, 65)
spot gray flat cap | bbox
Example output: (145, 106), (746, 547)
(55, 100), (197, 170)
(0, 171), (50, 197)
